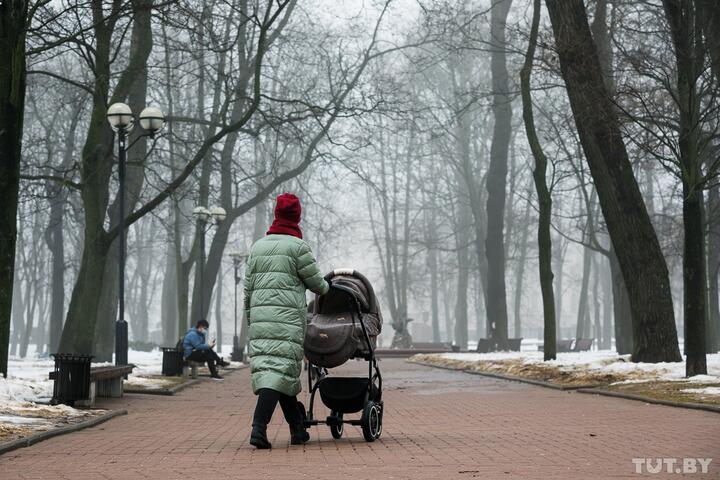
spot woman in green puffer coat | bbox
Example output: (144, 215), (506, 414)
(244, 193), (329, 449)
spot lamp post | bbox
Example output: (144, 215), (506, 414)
(229, 252), (248, 362)
(107, 103), (165, 366)
(193, 205), (226, 322)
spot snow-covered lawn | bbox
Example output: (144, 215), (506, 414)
(0, 349), (169, 404)
(432, 350), (720, 385)
(0, 356), (106, 442)
(0, 346), (242, 444)
(682, 387), (720, 396)
(0, 348), (173, 442)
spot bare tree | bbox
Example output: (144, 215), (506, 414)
(520, 0), (556, 360)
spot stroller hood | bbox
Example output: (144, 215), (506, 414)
(304, 269), (383, 368)
(313, 269), (383, 323)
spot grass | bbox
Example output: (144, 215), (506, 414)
(410, 354), (720, 406)
(605, 381), (720, 406)
(411, 354), (620, 387)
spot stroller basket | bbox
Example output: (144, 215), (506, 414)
(319, 377), (377, 414)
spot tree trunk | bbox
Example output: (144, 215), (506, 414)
(663, 0), (707, 376)
(134, 226), (152, 343)
(576, 245), (592, 339)
(93, 248), (118, 361)
(424, 167), (442, 343)
(215, 262), (223, 353)
(610, 248), (633, 354)
(0, 0), (28, 376)
(521, 0), (556, 360)
(593, 254), (602, 348)
(159, 22), (181, 347)
(513, 197), (532, 338)
(94, 0), (153, 360)
(454, 181), (472, 350)
(19, 223), (40, 358)
(707, 184), (720, 353)
(698, 2), (720, 352)
(176, 215), (191, 337)
(602, 257), (613, 350)
(60, 6), (118, 354)
(160, 238), (178, 346)
(442, 268), (454, 342)
(545, 0), (681, 362)
(553, 237), (565, 339)
(44, 106), (80, 354)
(59, 229), (111, 354)
(45, 199), (65, 354)
(60, 0), (153, 355)
(10, 272), (23, 357)
(683, 189), (707, 375)
(485, 0), (513, 350)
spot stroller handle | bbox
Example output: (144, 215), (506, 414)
(325, 268), (354, 280)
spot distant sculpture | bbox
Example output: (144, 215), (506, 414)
(391, 317), (413, 349)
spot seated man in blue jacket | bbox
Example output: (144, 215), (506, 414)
(183, 319), (229, 380)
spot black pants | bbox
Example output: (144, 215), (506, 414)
(252, 388), (302, 430)
(187, 349), (221, 377)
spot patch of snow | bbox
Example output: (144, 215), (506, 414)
(1, 348), (170, 407)
(125, 376), (170, 390)
(681, 387), (720, 396)
(687, 374), (720, 383)
(436, 351), (720, 383)
(128, 349), (164, 376)
(0, 415), (46, 425)
(1, 357), (55, 405)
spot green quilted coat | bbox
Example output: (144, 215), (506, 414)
(244, 234), (329, 396)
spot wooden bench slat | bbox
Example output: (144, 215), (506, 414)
(49, 364), (135, 381)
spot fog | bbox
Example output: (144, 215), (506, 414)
(6, 0), (718, 369)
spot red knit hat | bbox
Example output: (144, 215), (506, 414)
(266, 193), (303, 239)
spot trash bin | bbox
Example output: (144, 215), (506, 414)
(51, 353), (93, 406)
(161, 347), (184, 376)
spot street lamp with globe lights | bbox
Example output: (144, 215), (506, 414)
(107, 103), (165, 366)
(193, 205), (226, 324)
(228, 252), (248, 361)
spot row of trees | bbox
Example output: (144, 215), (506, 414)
(2, 0), (719, 378)
(354, 0), (718, 375)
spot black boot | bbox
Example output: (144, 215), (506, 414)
(290, 424), (310, 445)
(250, 426), (272, 449)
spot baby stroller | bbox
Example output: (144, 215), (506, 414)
(301, 269), (383, 442)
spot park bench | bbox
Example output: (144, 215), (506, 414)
(571, 338), (594, 351)
(375, 342), (455, 357)
(538, 338), (594, 353)
(411, 342), (452, 352)
(476, 338), (523, 353)
(49, 364), (135, 407)
(183, 360), (201, 379)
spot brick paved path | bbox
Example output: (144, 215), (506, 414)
(2, 359), (719, 479)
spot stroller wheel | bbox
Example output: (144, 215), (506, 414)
(361, 401), (382, 442)
(330, 412), (343, 439)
